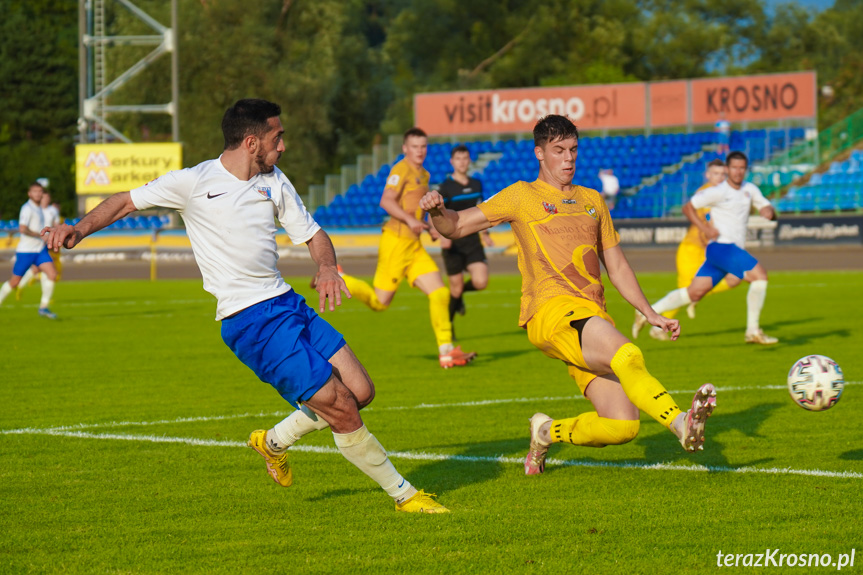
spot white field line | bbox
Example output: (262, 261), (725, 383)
(7, 427), (863, 480)
(3, 381), (861, 436)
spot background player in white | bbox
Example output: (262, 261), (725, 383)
(0, 182), (59, 319)
(43, 98), (448, 513)
(18, 186), (62, 297)
(633, 151), (778, 344)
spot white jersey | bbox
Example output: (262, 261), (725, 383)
(690, 180), (771, 249)
(17, 200), (46, 253)
(130, 158), (320, 320)
(43, 204), (61, 228)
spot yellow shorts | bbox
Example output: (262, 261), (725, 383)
(526, 295), (615, 394)
(373, 229), (440, 292)
(676, 241), (707, 288)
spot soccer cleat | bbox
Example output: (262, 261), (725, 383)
(439, 345), (477, 368)
(649, 326), (669, 341)
(686, 302), (697, 319)
(395, 490), (450, 513)
(525, 413), (553, 475)
(679, 383), (717, 452)
(745, 329), (778, 345)
(631, 311), (648, 339)
(247, 429), (293, 487)
(38, 308), (57, 320)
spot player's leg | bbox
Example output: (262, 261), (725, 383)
(0, 253), (37, 305)
(304, 375), (448, 513)
(410, 248), (477, 367)
(15, 265), (37, 300)
(633, 272), (716, 339)
(340, 231), (402, 311)
(582, 317), (715, 451)
(444, 247), (466, 321)
(463, 260), (489, 293)
(36, 255), (58, 319)
(742, 261), (776, 344)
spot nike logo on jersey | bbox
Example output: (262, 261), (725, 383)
(207, 191), (227, 199)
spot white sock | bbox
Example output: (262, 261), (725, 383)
(652, 287), (692, 315)
(19, 267), (35, 287)
(439, 343), (454, 355)
(40, 276), (55, 309)
(332, 425), (415, 502)
(267, 404), (330, 451)
(746, 280), (768, 332)
(0, 281), (13, 305)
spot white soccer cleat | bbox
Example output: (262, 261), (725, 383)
(686, 302), (697, 319)
(524, 413), (552, 475)
(649, 326), (669, 341)
(632, 311), (648, 339)
(679, 383), (717, 452)
(744, 329), (778, 345)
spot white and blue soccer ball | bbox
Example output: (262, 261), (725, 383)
(787, 355), (845, 411)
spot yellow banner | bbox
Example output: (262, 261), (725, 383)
(75, 143), (182, 194)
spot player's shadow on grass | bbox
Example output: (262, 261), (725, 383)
(673, 317), (819, 340)
(415, 348), (534, 363)
(636, 401), (784, 470)
(839, 449), (863, 461)
(391, 438), (526, 492)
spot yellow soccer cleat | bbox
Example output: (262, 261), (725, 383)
(247, 429), (293, 487)
(395, 490), (450, 513)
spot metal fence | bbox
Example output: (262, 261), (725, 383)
(768, 108), (863, 169)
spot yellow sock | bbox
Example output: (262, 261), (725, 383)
(428, 286), (452, 347)
(661, 308), (679, 320)
(610, 343), (681, 428)
(550, 412), (640, 447)
(342, 274), (387, 311)
(708, 277), (732, 296)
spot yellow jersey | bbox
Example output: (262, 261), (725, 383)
(682, 183), (713, 248)
(382, 158), (430, 239)
(478, 179), (620, 326)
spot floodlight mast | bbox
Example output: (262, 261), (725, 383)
(78, 0), (179, 144)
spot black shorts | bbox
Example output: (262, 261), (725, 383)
(442, 234), (487, 276)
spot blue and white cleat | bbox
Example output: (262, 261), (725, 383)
(38, 308), (57, 320)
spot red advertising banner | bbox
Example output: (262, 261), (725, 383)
(415, 83), (646, 136)
(414, 71), (816, 135)
(690, 71), (816, 124)
(649, 81), (688, 128)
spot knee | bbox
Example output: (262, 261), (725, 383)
(472, 277), (488, 290)
(604, 418), (640, 445)
(610, 342), (646, 375)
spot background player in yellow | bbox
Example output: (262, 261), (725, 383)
(419, 114), (716, 475)
(337, 128), (476, 369)
(644, 159), (732, 341)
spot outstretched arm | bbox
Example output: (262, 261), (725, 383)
(601, 245), (680, 340)
(306, 228), (350, 313)
(419, 190), (491, 239)
(42, 192), (138, 251)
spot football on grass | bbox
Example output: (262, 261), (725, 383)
(787, 355), (845, 411)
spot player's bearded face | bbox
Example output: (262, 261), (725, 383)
(727, 159), (747, 186)
(255, 118), (285, 174)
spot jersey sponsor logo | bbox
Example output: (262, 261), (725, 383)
(387, 174), (400, 186)
(542, 201), (557, 214)
(562, 199), (577, 204)
(256, 187), (272, 199)
(206, 191), (227, 199)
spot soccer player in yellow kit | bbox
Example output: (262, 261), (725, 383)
(420, 115), (716, 474)
(644, 159), (732, 341)
(338, 128), (476, 368)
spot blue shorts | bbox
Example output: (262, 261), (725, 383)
(695, 242), (758, 286)
(221, 290), (346, 408)
(13, 247), (53, 277)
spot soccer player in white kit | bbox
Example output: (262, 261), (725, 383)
(43, 99), (448, 513)
(633, 151), (778, 344)
(0, 182), (59, 318)
(17, 187), (62, 297)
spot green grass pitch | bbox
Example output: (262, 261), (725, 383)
(1, 269), (861, 573)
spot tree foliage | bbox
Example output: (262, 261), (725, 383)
(1, 0), (862, 217)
